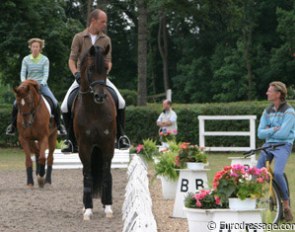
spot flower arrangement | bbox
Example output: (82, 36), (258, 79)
(129, 139), (160, 161)
(154, 150), (179, 181)
(178, 142), (207, 167)
(159, 129), (177, 142)
(184, 190), (223, 209)
(213, 164), (269, 201)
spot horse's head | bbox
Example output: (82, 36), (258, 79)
(13, 80), (41, 128)
(80, 45), (110, 104)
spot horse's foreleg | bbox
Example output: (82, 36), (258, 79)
(36, 138), (48, 188)
(83, 172), (93, 220)
(21, 140), (34, 186)
(102, 161), (113, 218)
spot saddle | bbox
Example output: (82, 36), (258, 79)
(42, 95), (55, 117)
(68, 86), (119, 114)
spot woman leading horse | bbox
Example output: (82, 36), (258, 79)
(74, 45), (116, 220)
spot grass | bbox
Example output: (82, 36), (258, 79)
(0, 148), (25, 171)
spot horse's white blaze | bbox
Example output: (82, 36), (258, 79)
(104, 205), (113, 218)
(21, 98), (25, 106)
(104, 129), (109, 135)
(83, 208), (93, 220)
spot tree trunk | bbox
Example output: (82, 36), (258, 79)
(158, 13), (169, 91)
(137, 0), (148, 106)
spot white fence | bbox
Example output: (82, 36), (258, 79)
(45, 149), (130, 169)
(198, 115), (257, 152)
(122, 155), (157, 232)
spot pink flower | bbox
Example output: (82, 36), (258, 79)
(214, 196), (221, 205)
(136, 144), (144, 154)
(196, 200), (202, 208)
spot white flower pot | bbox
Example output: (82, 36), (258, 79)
(161, 142), (169, 148)
(184, 207), (212, 232)
(229, 198), (256, 210)
(186, 162), (205, 170)
(160, 176), (178, 199)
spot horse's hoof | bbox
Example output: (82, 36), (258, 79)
(37, 175), (45, 188)
(83, 208), (93, 221)
(27, 184), (34, 189)
(105, 205), (113, 218)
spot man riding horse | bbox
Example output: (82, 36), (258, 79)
(61, 9), (130, 153)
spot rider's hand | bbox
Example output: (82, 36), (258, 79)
(74, 72), (81, 84)
(273, 126), (281, 131)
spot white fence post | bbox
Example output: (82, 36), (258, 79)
(122, 155), (157, 232)
(198, 115), (257, 152)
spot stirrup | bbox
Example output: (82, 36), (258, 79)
(6, 124), (16, 136)
(118, 135), (131, 150)
(61, 140), (77, 153)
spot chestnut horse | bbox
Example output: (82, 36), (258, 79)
(14, 80), (57, 187)
(73, 45), (116, 220)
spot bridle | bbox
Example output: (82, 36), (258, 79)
(79, 51), (108, 103)
(18, 91), (42, 128)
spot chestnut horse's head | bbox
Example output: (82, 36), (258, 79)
(13, 80), (41, 128)
(80, 45), (110, 104)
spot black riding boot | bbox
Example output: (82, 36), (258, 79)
(53, 105), (67, 136)
(116, 108), (130, 149)
(61, 112), (78, 153)
(6, 102), (18, 136)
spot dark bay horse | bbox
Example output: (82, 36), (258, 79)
(14, 80), (57, 187)
(73, 45), (116, 220)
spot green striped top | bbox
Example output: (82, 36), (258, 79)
(20, 54), (49, 85)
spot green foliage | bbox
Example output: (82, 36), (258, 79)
(154, 151), (179, 181)
(120, 89), (137, 106)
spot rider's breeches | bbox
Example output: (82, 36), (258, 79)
(61, 79), (126, 113)
(256, 142), (292, 200)
(40, 85), (58, 107)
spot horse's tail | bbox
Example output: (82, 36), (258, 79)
(91, 147), (104, 198)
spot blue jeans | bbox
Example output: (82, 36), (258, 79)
(40, 84), (58, 107)
(256, 142), (292, 200)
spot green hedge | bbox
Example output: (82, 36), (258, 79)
(1, 101), (295, 147)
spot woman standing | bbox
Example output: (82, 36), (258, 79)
(6, 38), (66, 136)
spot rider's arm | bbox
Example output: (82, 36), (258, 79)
(69, 59), (78, 76)
(257, 110), (275, 139)
(41, 56), (49, 85)
(271, 110), (295, 139)
(68, 33), (81, 76)
(20, 57), (27, 82)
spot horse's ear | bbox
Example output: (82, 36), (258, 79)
(28, 81), (40, 94)
(104, 45), (110, 56)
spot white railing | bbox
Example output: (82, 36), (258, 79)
(122, 155), (157, 232)
(44, 149), (130, 169)
(198, 115), (257, 152)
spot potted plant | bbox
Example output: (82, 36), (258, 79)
(159, 129), (177, 147)
(184, 190), (223, 231)
(178, 142), (207, 170)
(213, 164), (269, 210)
(130, 139), (160, 162)
(154, 151), (179, 199)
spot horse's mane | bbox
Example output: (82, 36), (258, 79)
(80, 46), (105, 75)
(16, 80), (40, 97)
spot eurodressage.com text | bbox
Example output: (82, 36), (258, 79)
(207, 221), (295, 231)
